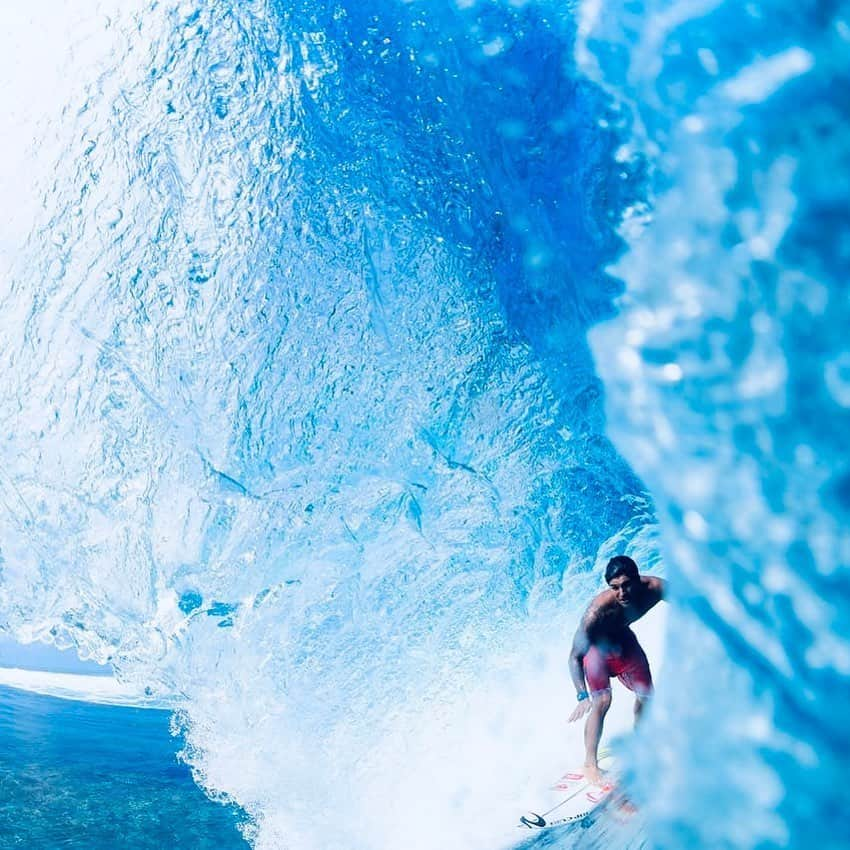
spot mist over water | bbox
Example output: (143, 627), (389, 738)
(1, 1), (846, 849)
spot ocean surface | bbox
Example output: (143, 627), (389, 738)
(0, 1), (847, 849)
(0, 686), (248, 849)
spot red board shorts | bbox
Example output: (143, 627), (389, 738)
(583, 631), (653, 699)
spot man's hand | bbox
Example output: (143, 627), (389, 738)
(568, 699), (592, 723)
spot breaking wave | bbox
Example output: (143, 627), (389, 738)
(1, 1), (846, 849)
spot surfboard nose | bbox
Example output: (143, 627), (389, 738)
(519, 812), (547, 829)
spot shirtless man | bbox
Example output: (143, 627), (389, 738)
(568, 555), (666, 785)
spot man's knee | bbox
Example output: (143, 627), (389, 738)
(592, 689), (612, 712)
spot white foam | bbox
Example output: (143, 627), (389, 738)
(0, 667), (170, 709)
(722, 47), (814, 105)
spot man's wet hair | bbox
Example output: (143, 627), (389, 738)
(605, 555), (639, 584)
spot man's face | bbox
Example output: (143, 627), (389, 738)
(608, 574), (635, 607)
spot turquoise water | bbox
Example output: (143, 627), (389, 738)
(0, 687), (249, 849)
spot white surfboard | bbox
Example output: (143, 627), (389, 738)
(518, 750), (622, 831)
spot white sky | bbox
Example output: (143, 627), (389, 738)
(0, 633), (108, 673)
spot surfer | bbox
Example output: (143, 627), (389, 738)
(567, 555), (666, 785)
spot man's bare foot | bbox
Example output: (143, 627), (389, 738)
(583, 764), (606, 786)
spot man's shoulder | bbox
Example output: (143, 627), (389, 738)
(584, 588), (617, 618)
(640, 574), (665, 593)
(639, 574), (666, 606)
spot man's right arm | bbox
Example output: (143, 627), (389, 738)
(568, 614), (593, 697)
(567, 612), (594, 722)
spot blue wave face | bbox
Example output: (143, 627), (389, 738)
(0, 0), (845, 848)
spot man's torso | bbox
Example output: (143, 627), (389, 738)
(584, 578), (661, 652)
